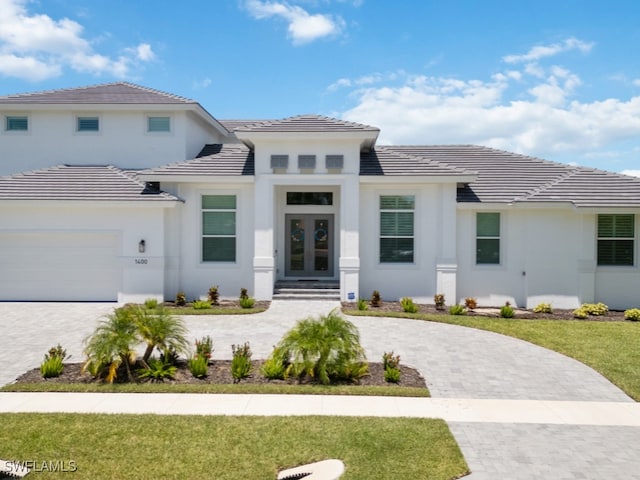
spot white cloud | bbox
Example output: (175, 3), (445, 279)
(503, 37), (593, 64)
(193, 77), (212, 89)
(245, 0), (344, 45)
(0, 0), (155, 81)
(622, 170), (640, 177)
(634, 79), (640, 87)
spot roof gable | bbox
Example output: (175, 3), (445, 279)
(234, 115), (379, 133)
(140, 144), (254, 177)
(360, 146), (474, 177)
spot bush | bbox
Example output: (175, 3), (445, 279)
(370, 290), (382, 307)
(624, 308), (640, 321)
(239, 296), (255, 309)
(195, 335), (214, 361)
(500, 303), (515, 319)
(239, 288), (249, 300)
(231, 342), (252, 383)
(208, 285), (220, 306)
(382, 351), (400, 370)
(261, 346), (290, 380)
(464, 297), (477, 309)
(384, 367), (401, 383)
(192, 300), (212, 310)
(434, 293), (445, 310)
(175, 291), (186, 306)
(400, 297), (418, 313)
(573, 307), (589, 319)
(137, 358), (177, 382)
(144, 298), (159, 309)
(279, 310), (368, 385)
(449, 304), (466, 316)
(582, 302), (609, 316)
(357, 298), (368, 311)
(40, 356), (64, 378)
(533, 303), (553, 314)
(188, 355), (209, 378)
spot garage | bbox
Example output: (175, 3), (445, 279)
(0, 232), (120, 301)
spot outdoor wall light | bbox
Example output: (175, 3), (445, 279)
(138, 239), (146, 253)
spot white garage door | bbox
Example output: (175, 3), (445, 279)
(0, 232), (120, 301)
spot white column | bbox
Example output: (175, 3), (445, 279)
(436, 184), (458, 304)
(339, 176), (360, 301)
(253, 177), (275, 300)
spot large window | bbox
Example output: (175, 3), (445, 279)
(476, 212), (500, 264)
(202, 195), (236, 262)
(5, 115), (28, 131)
(597, 214), (635, 266)
(380, 195), (414, 263)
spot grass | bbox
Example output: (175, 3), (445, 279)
(346, 310), (640, 401)
(1, 382), (429, 397)
(0, 413), (468, 480)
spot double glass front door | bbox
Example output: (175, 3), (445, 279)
(285, 214), (334, 277)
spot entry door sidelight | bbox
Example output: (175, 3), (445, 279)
(285, 214), (334, 277)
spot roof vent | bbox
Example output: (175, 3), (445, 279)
(142, 182), (160, 194)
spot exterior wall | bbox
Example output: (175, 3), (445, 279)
(359, 182), (458, 304)
(0, 202), (169, 303)
(0, 109), (224, 175)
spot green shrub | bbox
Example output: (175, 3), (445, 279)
(434, 293), (445, 310)
(239, 296), (255, 309)
(384, 367), (401, 383)
(624, 308), (640, 321)
(175, 291), (186, 306)
(188, 355), (209, 378)
(370, 290), (382, 307)
(192, 300), (212, 310)
(40, 356), (64, 378)
(279, 310), (368, 385)
(500, 303), (515, 318)
(261, 346), (290, 380)
(382, 351), (400, 370)
(357, 298), (368, 311)
(208, 285), (220, 306)
(464, 297), (477, 309)
(231, 342), (252, 383)
(582, 302), (609, 316)
(144, 298), (158, 309)
(400, 297), (418, 313)
(533, 303), (553, 314)
(573, 307), (589, 319)
(137, 358), (177, 382)
(46, 343), (68, 362)
(195, 335), (213, 361)
(449, 304), (466, 316)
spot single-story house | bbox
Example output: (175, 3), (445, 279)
(1, 82), (639, 309)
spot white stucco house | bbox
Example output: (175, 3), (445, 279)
(1, 82), (639, 309)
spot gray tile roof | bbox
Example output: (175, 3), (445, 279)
(0, 82), (197, 105)
(360, 146), (474, 177)
(140, 144), (254, 177)
(219, 120), (268, 132)
(234, 115), (380, 133)
(386, 145), (640, 207)
(0, 165), (179, 202)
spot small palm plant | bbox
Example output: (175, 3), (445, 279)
(132, 306), (190, 364)
(279, 310), (368, 385)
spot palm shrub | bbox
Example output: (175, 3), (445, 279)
(279, 310), (368, 385)
(137, 358), (177, 382)
(434, 293), (445, 310)
(132, 306), (189, 364)
(175, 291), (187, 306)
(370, 290), (382, 307)
(400, 297), (418, 313)
(231, 342), (252, 383)
(208, 285), (220, 305)
(261, 345), (290, 380)
(83, 307), (139, 383)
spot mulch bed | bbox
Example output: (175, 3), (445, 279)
(13, 361), (427, 389)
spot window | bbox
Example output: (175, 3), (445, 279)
(380, 195), (414, 263)
(286, 192), (333, 205)
(5, 116), (28, 131)
(148, 116), (170, 132)
(476, 212), (500, 264)
(77, 116), (99, 132)
(597, 214), (635, 266)
(202, 195), (236, 262)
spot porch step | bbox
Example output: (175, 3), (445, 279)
(273, 281), (341, 300)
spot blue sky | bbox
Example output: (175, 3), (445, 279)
(1, 0), (640, 175)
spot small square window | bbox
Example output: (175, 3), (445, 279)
(148, 116), (170, 132)
(77, 116), (99, 132)
(6, 116), (28, 131)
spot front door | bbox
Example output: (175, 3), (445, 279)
(285, 214), (334, 277)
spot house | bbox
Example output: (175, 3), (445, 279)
(1, 82), (639, 309)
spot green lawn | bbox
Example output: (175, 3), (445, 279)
(346, 310), (640, 401)
(0, 413), (468, 480)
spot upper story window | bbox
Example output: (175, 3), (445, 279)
(5, 115), (28, 131)
(148, 116), (170, 132)
(380, 195), (415, 263)
(202, 195), (236, 262)
(476, 212), (501, 264)
(77, 116), (99, 132)
(597, 214), (635, 266)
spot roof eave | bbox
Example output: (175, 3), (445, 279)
(360, 174), (477, 184)
(137, 174), (254, 183)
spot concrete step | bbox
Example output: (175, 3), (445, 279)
(273, 282), (341, 301)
